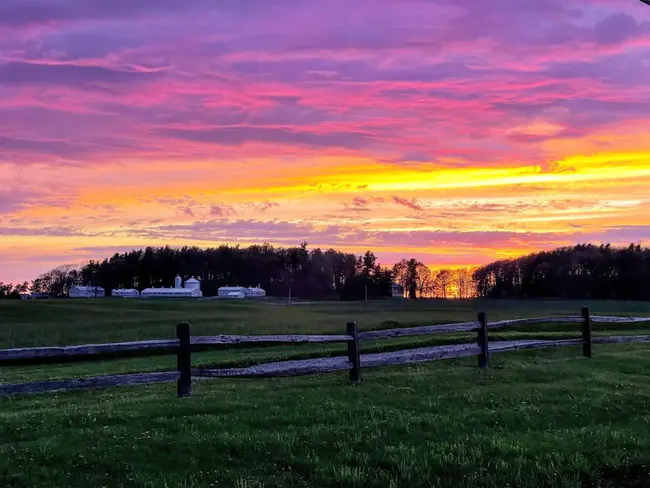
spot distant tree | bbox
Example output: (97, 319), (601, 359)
(0, 283), (12, 299)
(416, 265), (433, 298)
(31, 265), (81, 297)
(392, 258), (432, 298)
(454, 269), (474, 299)
(434, 269), (453, 299)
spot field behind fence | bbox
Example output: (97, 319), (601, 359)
(2, 306), (650, 397)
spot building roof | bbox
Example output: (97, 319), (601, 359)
(72, 286), (105, 291)
(218, 286), (245, 291)
(185, 277), (200, 283)
(142, 288), (198, 294)
(112, 289), (139, 293)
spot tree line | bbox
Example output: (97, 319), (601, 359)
(473, 243), (650, 300)
(14, 242), (648, 301)
(3, 243), (472, 300)
(23, 244), (396, 300)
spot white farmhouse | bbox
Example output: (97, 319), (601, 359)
(112, 288), (140, 298)
(69, 286), (105, 298)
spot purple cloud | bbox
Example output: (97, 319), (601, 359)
(0, 62), (160, 86)
(156, 126), (376, 150)
(209, 204), (235, 217)
(594, 13), (647, 45)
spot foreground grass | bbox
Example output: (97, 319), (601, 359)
(3, 347), (650, 488)
(2, 299), (650, 487)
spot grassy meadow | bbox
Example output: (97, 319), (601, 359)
(2, 298), (650, 487)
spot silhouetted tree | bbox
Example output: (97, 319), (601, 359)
(473, 243), (650, 300)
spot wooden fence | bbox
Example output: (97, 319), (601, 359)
(2, 307), (650, 396)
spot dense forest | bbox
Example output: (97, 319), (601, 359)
(3, 243), (468, 300)
(25, 244), (395, 300)
(473, 243), (650, 300)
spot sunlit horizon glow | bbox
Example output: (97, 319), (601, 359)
(2, 0), (650, 283)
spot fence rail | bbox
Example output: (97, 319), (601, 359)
(2, 308), (650, 397)
(190, 334), (352, 345)
(0, 339), (179, 363)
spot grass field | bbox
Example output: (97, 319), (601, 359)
(2, 299), (650, 487)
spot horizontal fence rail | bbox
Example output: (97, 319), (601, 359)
(191, 334), (352, 345)
(2, 308), (650, 396)
(358, 316), (599, 341)
(591, 316), (650, 323)
(0, 339), (179, 363)
(358, 322), (479, 340)
(488, 316), (584, 328)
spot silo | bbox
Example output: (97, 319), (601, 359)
(175, 275), (182, 289)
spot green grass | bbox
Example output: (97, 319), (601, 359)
(2, 299), (650, 487)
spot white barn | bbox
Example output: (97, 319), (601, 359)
(245, 286), (266, 298)
(141, 288), (202, 298)
(69, 286), (105, 298)
(218, 286), (246, 298)
(112, 289), (140, 298)
(218, 285), (266, 298)
(141, 275), (203, 298)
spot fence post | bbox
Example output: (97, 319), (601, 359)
(477, 312), (489, 369)
(581, 307), (592, 358)
(176, 322), (192, 397)
(346, 321), (361, 383)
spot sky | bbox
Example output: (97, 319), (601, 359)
(1, 0), (650, 283)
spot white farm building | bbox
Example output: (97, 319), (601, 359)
(141, 288), (202, 298)
(141, 275), (202, 298)
(226, 291), (246, 299)
(69, 286), (105, 298)
(218, 286), (246, 297)
(391, 283), (405, 298)
(112, 288), (140, 298)
(245, 286), (266, 298)
(217, 285), (266, 298)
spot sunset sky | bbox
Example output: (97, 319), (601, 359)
(2, 0), (650, 283)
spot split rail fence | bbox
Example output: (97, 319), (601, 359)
(2, 307), (650, 396)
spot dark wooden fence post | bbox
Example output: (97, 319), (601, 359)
(176, 322), (192, 397)
(581, 307), (592, 358)
(346, 321), (361, 383)
(477, 312), (489, 369)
